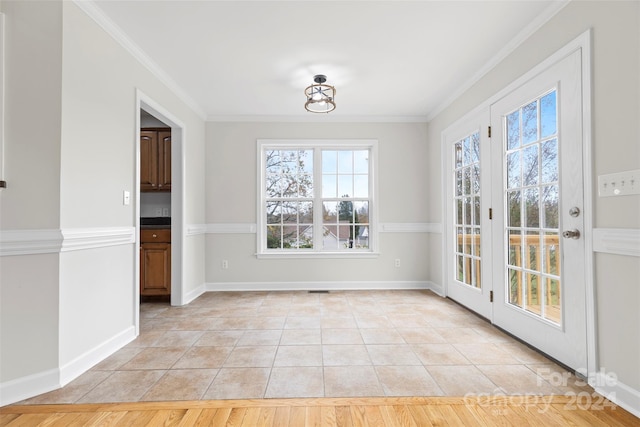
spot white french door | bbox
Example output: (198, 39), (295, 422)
(490, 49), (587, 370)
(444, 47), (589, 371)
(443, 110), (493, 320)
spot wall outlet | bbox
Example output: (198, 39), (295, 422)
(154, 208), (163, 216)
(394, 259), (401, 268)
(598, 169), (640, 197)
(162, 208), (169, 217)
(222, 260), (229, 269)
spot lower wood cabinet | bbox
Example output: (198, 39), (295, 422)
(140, 229), (171, 296)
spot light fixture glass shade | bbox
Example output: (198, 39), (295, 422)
(304, 75), (336, 113)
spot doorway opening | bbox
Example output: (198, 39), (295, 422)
(135, 91), (185, 335)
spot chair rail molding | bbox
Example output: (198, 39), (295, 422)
(593, 228), (640, 257)
(0, 229), (63, 256)
(0, 227), (135, 256)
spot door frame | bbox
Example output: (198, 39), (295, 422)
(441, 29), (595, 377)
(135, 89), (186, 335)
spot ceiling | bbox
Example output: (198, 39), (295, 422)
(90, 0), (567, 121)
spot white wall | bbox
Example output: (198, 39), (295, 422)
(0, 0), (63, 389)
(205, 121), (431, 288)
(0, 0), (207, 405)
(56, 0), (206, 372)
(0, 0), (62, 230)
(426, 0), (640, 396)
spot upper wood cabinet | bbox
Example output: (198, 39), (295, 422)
(141, 128), (171, 192)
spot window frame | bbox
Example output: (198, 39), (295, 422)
(257, 139), (379, 258)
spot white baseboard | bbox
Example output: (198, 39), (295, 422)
(0, 326), (136, 407)
(592, 371), (640, 418)
(425, 280), (445, 296)
(59, 326), (136, 386)
(205, 281), (430, 292)
(0, 368), (60, 407)
(183, 283), (207, 305)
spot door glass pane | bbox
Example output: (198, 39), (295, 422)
(540, 91), (557, 138)
(504, 89), (561, 324)
(453, 131), (482, 289)
(522, 101), (538, 145)
(507, 111), (520, 150)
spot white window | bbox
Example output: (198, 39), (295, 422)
(257, 140), (378, 257)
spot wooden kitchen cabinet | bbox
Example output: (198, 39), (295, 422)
(140, 229), (171, 296)
(140, 128), (171, 192)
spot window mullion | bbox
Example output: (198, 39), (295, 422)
(313, 147), (323, 252)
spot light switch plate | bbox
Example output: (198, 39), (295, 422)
(598, 169), (640, 197)
(123, 190), (130, 205)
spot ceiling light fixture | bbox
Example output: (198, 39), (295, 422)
(304, 74), (336, 113)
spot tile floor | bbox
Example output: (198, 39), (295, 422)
(20, 290), (592, 404)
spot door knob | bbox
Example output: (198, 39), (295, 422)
(562, 229), (580, 239)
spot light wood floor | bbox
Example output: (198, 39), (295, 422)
(2, 396), (638, 426)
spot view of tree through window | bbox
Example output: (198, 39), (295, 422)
(265, 149), (313, 249)
(453, 132), (481, 289)
(261, 142), (374, 253)
(505, 89), (561, 324)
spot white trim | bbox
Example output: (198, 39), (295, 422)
(186, 224), (208, 236)
(256, 251), (380, 260)
(579, 28), (598, 398)
(0, 326), (136, 406)
(0, 367), (60, 407)
(59, 326), (136, 386)
(380, 223), (442, 233)
(183, 283), (207, 305)
(426, 0), (570, 121)
(592, 372), (640, 419)
(73, 1), (206, 120)
(0, 229), (63, 256)
(207, 223), (257, 234)
(207, 115), (427, 123)
(0, 13), (5, 183)
(205, 281), (430, 292)
(136, 91), (187, 308)
(0, 228), (137, 256)
(61, 227), (135, 252)
(593, 228), (640, 258)
(425, 281), (445, 297)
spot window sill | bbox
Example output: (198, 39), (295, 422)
(256, 251), (380, 260)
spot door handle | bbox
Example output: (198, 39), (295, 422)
(562, 229), (580, 239)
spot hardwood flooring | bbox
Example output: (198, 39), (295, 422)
(2, 396), (638, 426)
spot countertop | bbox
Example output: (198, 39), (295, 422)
(140, 217), (171, 229)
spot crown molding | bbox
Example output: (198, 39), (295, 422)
(426, 0), (571, 122)
(72, 0), (207, 120)
(206, 115), (428, 123)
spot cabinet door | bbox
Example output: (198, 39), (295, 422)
(140, 243), (171, 295)
(158, 131), (171, 191)
(140, 130), (158, 191)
